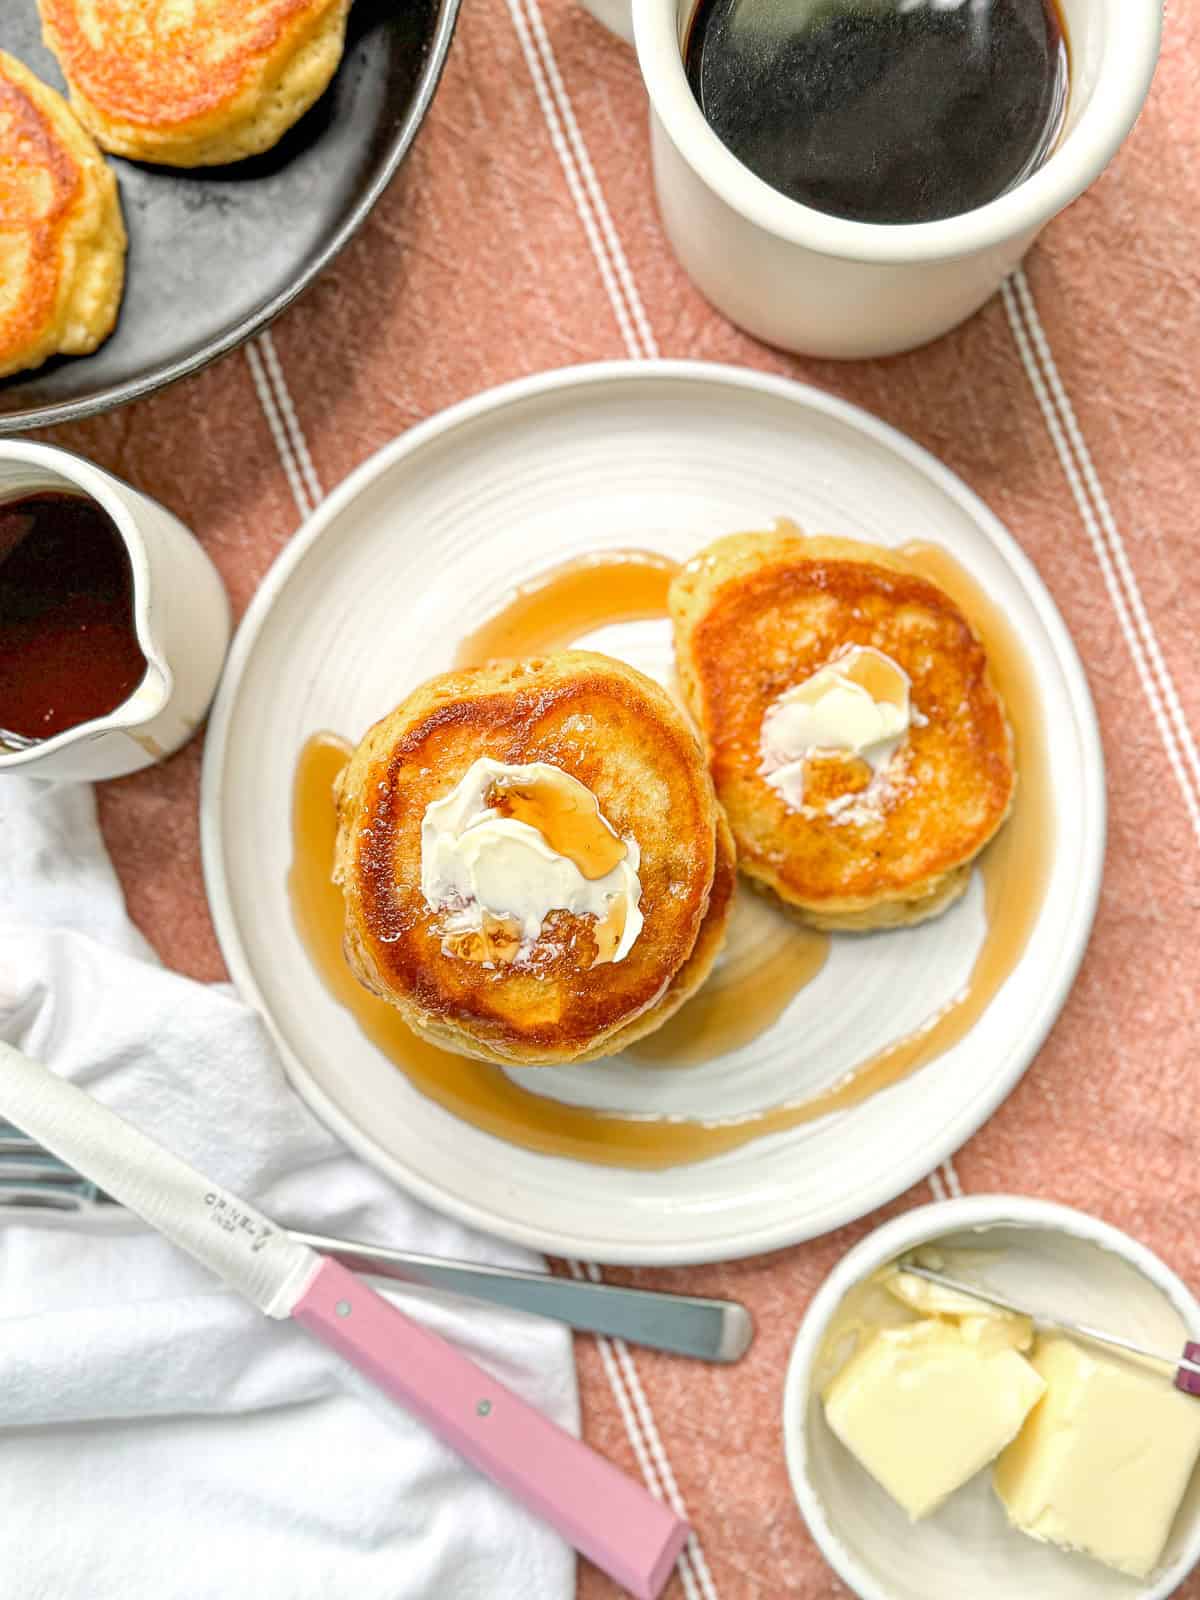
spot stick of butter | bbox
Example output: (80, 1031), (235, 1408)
(994, 1336), (1200, 1577)
(823, 1319), (1046, 1520)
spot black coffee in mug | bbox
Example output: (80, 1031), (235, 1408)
(684, 0), (1069, 225)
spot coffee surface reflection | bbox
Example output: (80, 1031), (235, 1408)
(684, 0), (1069, 225)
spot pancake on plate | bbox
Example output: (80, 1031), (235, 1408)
(333, 651), (735, 1066)
(38, 0), (352, 167)
(670, 525), (1015, 931)
(0, 50), (126, 380)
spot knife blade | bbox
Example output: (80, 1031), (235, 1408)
(0, 1041), (688, 1599)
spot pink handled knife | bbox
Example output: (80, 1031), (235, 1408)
(0, 1041), (689, 1599)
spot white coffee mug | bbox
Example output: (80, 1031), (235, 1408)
(0, 442), (230, 782)
(581, 0), (1162, 357)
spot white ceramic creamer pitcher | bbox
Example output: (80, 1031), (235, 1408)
(0, 442), (230, 782)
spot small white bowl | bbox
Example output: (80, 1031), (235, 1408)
(783, 1196), (1200, 1600)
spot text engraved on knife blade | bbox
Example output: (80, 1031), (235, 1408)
(204, 1192), (275, 1252)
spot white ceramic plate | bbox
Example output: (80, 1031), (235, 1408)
(201, 361), (1105, 1265)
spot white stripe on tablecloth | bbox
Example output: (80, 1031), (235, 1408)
(568, 1263), (716, 1600)
(505, 0), (649, 360)
(612, 1339), (720, 1600)
(521, 0), (659, 359)
(244, 340), (313, 521)
(938, 267), (1200, 1204)
(508, 9), (720, 1592)
(1003, 271), (1200, 846)
(1012, 271), (1200, 803)
(259, 330), (325, 509)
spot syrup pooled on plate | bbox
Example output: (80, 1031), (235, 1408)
(289, 544), (1050, 1169)
(454, 549), (682, 663)
(0, 492), (146, 742)
(684, 0), (1069, 224)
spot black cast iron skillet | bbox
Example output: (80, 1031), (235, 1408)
(0, 0), (460, 433)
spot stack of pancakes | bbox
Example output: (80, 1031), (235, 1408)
(334, 654), (736, 1067)
(332, 529), (1016, 1066)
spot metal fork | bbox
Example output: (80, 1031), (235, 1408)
(0, 1123), (108, 1208)
(0, 1124), (753, 1362)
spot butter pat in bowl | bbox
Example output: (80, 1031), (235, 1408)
(824, 1315), (1045, 1522)
(783, 1198), (1200, 1600)
(995, 1335), (1200, 1579)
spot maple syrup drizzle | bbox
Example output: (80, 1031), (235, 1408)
(489, 773), (627, 881)
(840, 647), (908, 708)
(627, 889), (830, 1066)
(592, 895), (629, 966)
(289, 543), (1050, 1169)
(454, 550), (679, 665)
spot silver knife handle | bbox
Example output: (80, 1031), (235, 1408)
(290, 1231), (753, 1364)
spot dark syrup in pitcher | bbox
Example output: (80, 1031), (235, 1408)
(684, 0), (1069, 225)
(0, 492), (146, 742)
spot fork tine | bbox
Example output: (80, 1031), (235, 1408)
(0, 1126), (79, 1165)
(0, 1130), (52, 1156)
(0, 1131), (80, 1170)
(0, 1186), (90, 1211)
(0, 1152), (108, 1209)
(1, 1105), (119, 1214)
(0, 1136), (111, 1207)
(0, 1149), (80, 1175)
(0, 1161), (92, 1182)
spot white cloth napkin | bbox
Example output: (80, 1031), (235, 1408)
(0, 776), (578, 1600)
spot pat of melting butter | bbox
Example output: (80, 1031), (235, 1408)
(759, 646), (913, 812)
(824, 1319), (1046, 1521)
(995, 1336), (1200, 1578)
(421, 758), (643, 967)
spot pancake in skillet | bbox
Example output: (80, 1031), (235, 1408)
(0, 50), (125, 380)
(39, 0), (352, 167)
(670, 526), (1015, 930)
(333, 651), (733, 1066)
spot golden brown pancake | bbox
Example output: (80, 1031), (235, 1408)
(0, 50), (126, 380)
(39, 0), (351, 167)
(333, 651), (733, 1066)
(670, 527), (1016, 930)
(576, 808), (736, 1061)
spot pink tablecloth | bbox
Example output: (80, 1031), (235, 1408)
(39, 3), (1200, 1594)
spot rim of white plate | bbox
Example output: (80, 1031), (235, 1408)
(200, 360), (1106, 1265)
